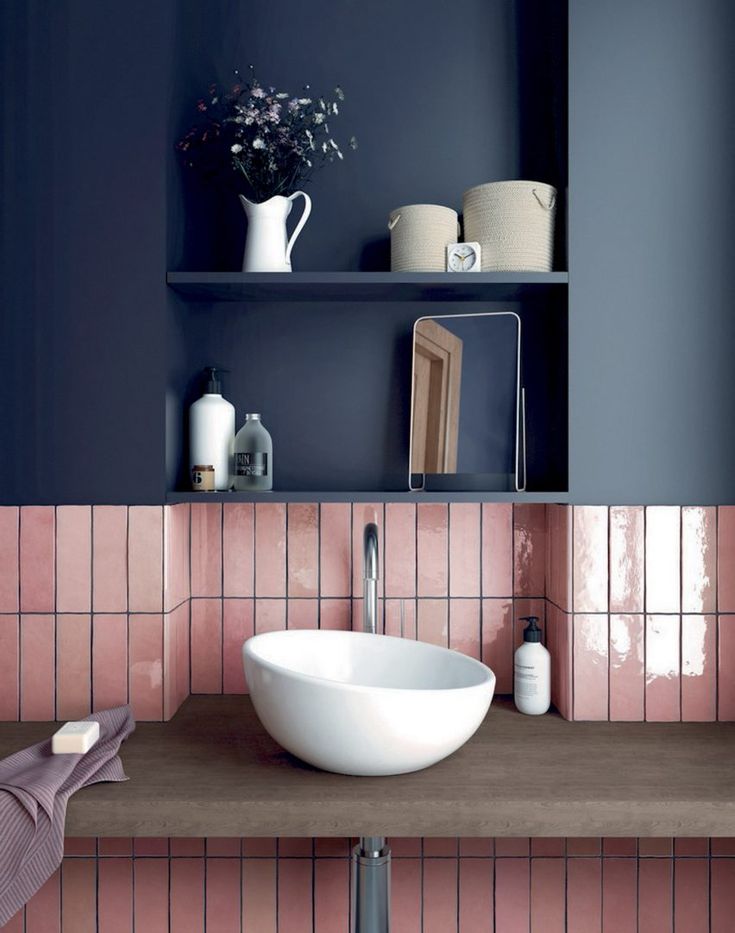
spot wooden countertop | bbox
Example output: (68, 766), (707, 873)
(1, 697), (734, 837)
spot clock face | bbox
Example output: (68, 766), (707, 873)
(448, 243), (479, 272)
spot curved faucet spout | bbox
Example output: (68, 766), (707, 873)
(363, 523), (380, 635)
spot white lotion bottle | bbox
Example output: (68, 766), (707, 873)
(233, 413), (273, 491)
(514, 616), (551, 715)
(189, 368), (235, 491)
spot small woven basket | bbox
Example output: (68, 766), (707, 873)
(388, 204), (459, 272)
(462, 181), (557, 271)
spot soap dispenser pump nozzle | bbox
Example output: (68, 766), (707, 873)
(520, 616), (542, 643)
(203, 366), (229, 394)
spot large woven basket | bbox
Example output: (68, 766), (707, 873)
(462, 181), (557, 271)
(388, 204), (459, 272)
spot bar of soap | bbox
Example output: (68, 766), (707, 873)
(52, 721), (100, 754)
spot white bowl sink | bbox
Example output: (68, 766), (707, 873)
(242, 630), (495, 776)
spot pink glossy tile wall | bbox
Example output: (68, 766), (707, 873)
(5, 838), (732, 932)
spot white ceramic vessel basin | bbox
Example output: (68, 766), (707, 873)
(242, 630), (495, 776)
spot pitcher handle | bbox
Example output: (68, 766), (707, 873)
(285, 191), (312, 265)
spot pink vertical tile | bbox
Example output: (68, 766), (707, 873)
(391, 859), (421, 933)
(546, 504), (572, 611)
(287, 503), (318, 597)
(568, 837), (601, 856)
(609, 506), (644, 614)
(390, 839), (422, 857)
(423, 838), (457, 856)
(603, 837), (637, 856)
(711, 839), (735, 855)
(674, 859), (708, 933)
(223, 503), (254, 597)
(315, 837), (350, 857)
(1, 908), (23, 932)
(718, 507), (735, 612)
(645, 615), (681, 722)
(385, 598), (417, 639)
(278, 859), (313, 933)
(320, 503), (351, 598)
(223, 598), (253, 693)
(609, 614), (644, 721)
(495, 839), (529, 856)
(314, 859), (349, 933)
(243, 838), (276, 857)
(20, 614), (55, 720)
(243, 858), (277, 933)
(320, 598), (352, 631)
(681, 507), (717, 613)
(639, 838), (672, 857)
(190, 503), (222, 597)
(93, 506), (128, 613)
(573, 614), (609, 721)
(92, 614), (128, 710)
(134, 837), (169, 856)
(20, 506), (55, 613)
(164, 503), (190, 611)
(531, 838), (565, 856)
(638, 858), (673, 933)
(675, 838), (708, 856)
(514, 503), (546, 598)
(417, 503), (448, 597)
(255, 598), (286, 634)
(460, 838), (494, 856)
(190, 598), (222, 693)
(176, 601), (190, 710)
(352, 503), (384, 596)
(170, 838), (205, 856)
(98, 858), (132, 933)
(288, 599), (318, 630)
(482, 504), (513, 598)
(712, 855), (735, 922)
(25, 867), (60, 933)
(128, 614), (163, 720)
(64, 837), (97, 856)
(458, 858), (494, 933)
(98, 838), (133, 855)
(681, 614), (716, 721)
(573, 506), (608, 612)
(530, 858), (564, 933)
(128, 506), (163, 613)
(163, 608), (180, 721)
(450, 598), (481, 659)
(482, 598), (513, 693)
(646, 507), (681, 613)
(61, 858), (96, 933)
(385, 503), (416, 598)
(170, 857), (204, 933)
(255, 503), (287, 597)
(0, 507), (19, 612)
(279, 837), (312, 857)
(423, 858), (458, 933)
(56, 506), (91, 612)
(567, 858), (601, 933)
(206, 857), (240, 933)
(133, 859), (169, 932)
(718, 616), (735, 720)
(602, 858), (637, 933)
(449, 504), (480, 597)
(0, 616), (19, 720)
(56, 613), (91, 720)
(547, 605), (573, 720)
(494, 859), (530, 933)
(417, 598), (448, 648)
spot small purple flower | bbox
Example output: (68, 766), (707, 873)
(251, 86), (266, 98)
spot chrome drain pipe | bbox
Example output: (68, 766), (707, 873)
(351, 836), (391, 933)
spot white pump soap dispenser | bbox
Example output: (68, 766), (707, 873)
(514, 616), (551, 715)
(189, 367), (236, 491)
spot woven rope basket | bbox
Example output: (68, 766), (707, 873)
(388, 204), (459, 272)
(463, 181), (557, 271)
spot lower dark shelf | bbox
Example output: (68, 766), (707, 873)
(166, 490), (570, 504)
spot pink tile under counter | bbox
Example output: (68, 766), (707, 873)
(206, 857), (241, 933)
(314, 859), (349, 933)
(97, 858), (132, 933)
(128, 613), (163, 721)
(681, 614), (716, 721)
(20, 614), (55, 720)
(0, 615), (19, 720)
(61, 858), (97, 933)
(458, 859), (494, 933)
(449, 503), (481, 597)
(645, 614), (681, 722)
(609, 614), (644, 721)
(20, 505), (55, 613)
(223, 598), (253, 693)
(24, 868), (60, 933)
(56, 613), (91, 720)
(494, 857), (530, 933)
(190, 598), (222, 694)
(169, 857), (204, 933)
(287, 503), (319, 597)
(421, 858), (457, 933)
(712, 859), (735, 933)
(417, 503), (448, 597)
(682, 506), (717, 613)
(530, 858), (565, 933)
(567, 858), (602, 933)
(514, 502), (546, 598)
(255, 503), (287, 597)
(384, 503), (416, 598)
(92, 614), (128, 710)
(602, 858), (638, 933)
(242, 858), (277, 933)
(127, 506), (163, 613)
(609, 505), (644, 613)
(278, 858), (313, 933)
(319, 503), (351, 598)
(674, 859), (709, 933)
(222, 502), (254, 597)
(638, 857), (673, 933)
(482, 503), (513, 598)
(573, 614), (608, 720)
(56, 505), (91, 613)
(0, 506), (19, 612)
(645, 506), (681, 614)
(133, 859), (169, 933)
(92, 506), (128, 613)
(390, 858), (421, 933)
(573, 505), (608, 612)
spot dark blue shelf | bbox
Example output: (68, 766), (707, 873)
(166, 490), (569, 504)
(167, 271), (568, 303)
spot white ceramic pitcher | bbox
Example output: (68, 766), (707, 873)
(239, 191), (312, 272)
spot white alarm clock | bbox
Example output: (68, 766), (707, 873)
(446, 241), (482, 272)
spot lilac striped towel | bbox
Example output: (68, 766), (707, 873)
(0, 705), (135, 924)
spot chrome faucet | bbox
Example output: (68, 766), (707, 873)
(363, 522), (379, 635)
